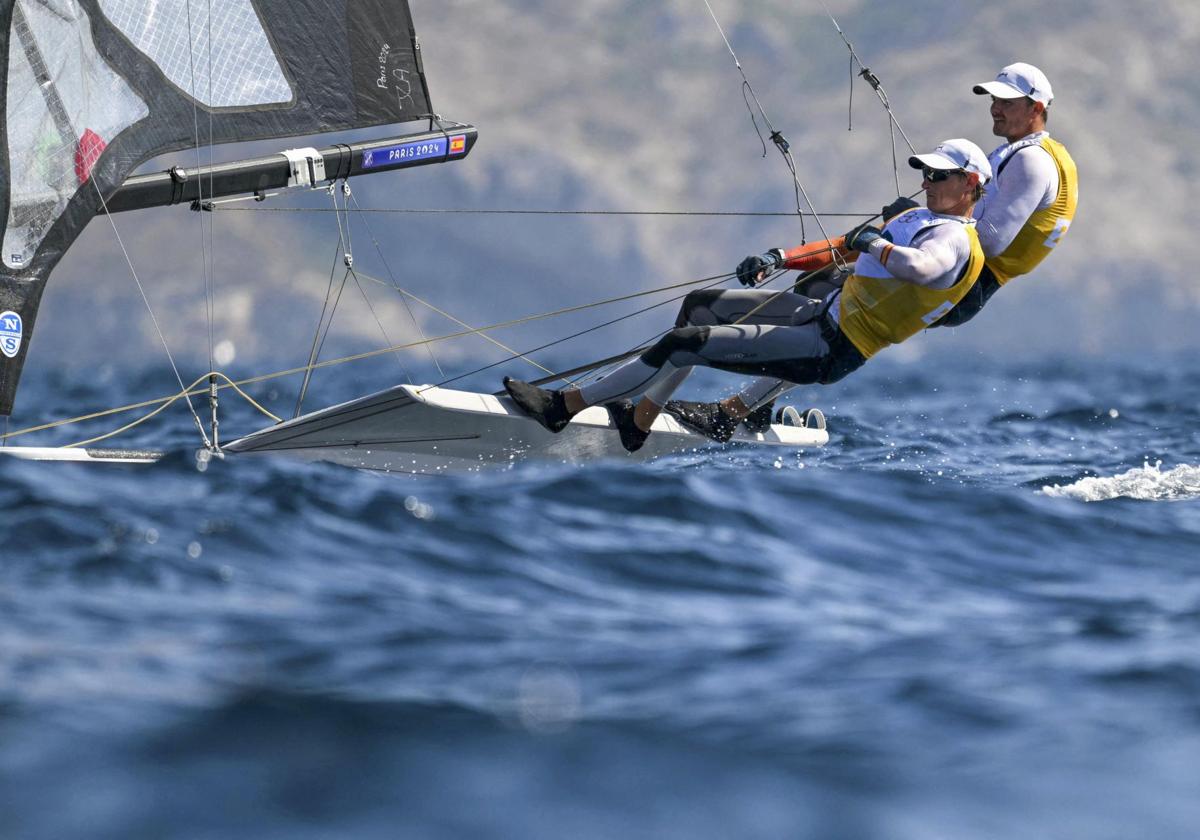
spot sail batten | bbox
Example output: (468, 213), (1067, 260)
(0, 0), (446, 415)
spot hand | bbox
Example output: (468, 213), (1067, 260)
(736, 249), (783, 287)
(846, 225), (883, 253)
(881, 196), (919, 221)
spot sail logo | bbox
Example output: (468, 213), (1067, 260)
(0, 311), (22, 359)
(362, 138), (448, 169)
(376, 43), (392, 89)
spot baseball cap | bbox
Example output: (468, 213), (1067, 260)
(907, 138), (992, 184)
(973, 62), (1054, 106)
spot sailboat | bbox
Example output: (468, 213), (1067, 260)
(0, 0), (828, 474)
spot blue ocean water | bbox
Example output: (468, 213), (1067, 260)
(3, 355), (1200, 839)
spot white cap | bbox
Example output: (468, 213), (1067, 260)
(908, 138), (992, 185)
(973, 62), (1053, 106)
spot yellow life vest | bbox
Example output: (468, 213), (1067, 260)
(839, 212), (985, 359)
(987, 136), (1078, 285)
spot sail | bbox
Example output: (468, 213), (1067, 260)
(0, 0), (435, 415)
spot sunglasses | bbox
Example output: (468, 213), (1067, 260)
(922, 166), (966, 183)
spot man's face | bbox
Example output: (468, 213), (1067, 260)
(922, 168), (975, 216)
(989, 95), (1041, 141)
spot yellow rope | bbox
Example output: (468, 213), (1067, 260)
(61, 371), (281, 448)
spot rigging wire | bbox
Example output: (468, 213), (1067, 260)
(90, 194), (213, 450)
(294, 205), (353, 418)
(184, 0), (216, 406)
(816, 0), (916, 195)
(350, 266), (556, 379)
(60, 371), (280, 449)
(347, 191), (447, 378)
(333, 182), (420, 388)
(76, 0), (210, 449)
(0, 270), (743, 444)
(699, 0), (846, 270)
(37, 3), (924, 451)
(218, 206), (878, 218)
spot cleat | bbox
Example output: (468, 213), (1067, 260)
(503, 377), (571, 433)
(664, 399), (738, 443)
(741, 400), (775, 434)
(605, 400), (650, 453)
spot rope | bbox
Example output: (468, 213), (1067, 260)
(62, 371), (280, 449)
(351, 267), (556, 379)
(419, 272), (737, 392)
(816, 0), (917, 195)
(92, 193), (212, 451)
(215, 207), (879, 218)
(348, 191), (447, 378)
(699, 0), (841, 259)
(0, 271), (735, 444)
(295, 252), (351, 418)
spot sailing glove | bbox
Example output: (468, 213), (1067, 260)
(846, 225), (884, 253)
(736, 249), (784, 286)
(881, 196), (919, 221)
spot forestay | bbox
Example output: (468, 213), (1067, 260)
(0, 0), (434, 415)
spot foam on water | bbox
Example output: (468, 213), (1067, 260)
(1042, 461), (1200, 502)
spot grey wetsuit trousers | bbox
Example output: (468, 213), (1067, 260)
(575, 288), (840, 409)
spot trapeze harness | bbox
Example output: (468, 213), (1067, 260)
(572, 209), (983, 411)
(936, 133), (1077, 326)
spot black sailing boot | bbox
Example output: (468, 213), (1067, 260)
(664, 399), (738, 443)
(503, 377), (572, 432)
(604, 400), (651, 453)
(741, 400), (775, 434)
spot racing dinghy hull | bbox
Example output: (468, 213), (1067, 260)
(224, 385), (828, 474)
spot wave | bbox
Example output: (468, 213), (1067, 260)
(1041, 461), (1200, 502)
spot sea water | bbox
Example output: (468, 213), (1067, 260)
(2, 355), (1199, 839)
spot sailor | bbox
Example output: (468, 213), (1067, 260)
(663, 62), (1079, 439)
(503, 139), (991, 451)
(934, 61), (1078, 325)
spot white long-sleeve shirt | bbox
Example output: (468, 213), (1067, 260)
(861, 220), (973, 289)
(972, 131), (1059, 258)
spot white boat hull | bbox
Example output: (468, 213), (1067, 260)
(224, 384), (828, 474)
(0, 446), (163, 464)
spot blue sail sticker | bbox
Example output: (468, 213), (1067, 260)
(362, 137), (448, 169)
(0, 310), (22, 359)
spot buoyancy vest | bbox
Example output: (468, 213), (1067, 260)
(838, 209), (985, 359)
(986, 135), (1078, 285)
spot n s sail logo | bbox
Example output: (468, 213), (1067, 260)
(0, 310), (23, 359)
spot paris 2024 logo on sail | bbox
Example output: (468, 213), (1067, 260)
(0, 311), (22, 359)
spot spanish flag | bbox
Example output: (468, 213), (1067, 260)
(449, 135), (466, 155)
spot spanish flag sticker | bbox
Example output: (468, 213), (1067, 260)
(449, 135), (466, 154)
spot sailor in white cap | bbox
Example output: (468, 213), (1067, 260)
(935, 62), (1078, 326)
(503, 140), (991, 450)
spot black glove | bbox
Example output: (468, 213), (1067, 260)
(735, 249), (784, 287)
(881, 196), (919, 221)
(846, 225), (884, 253)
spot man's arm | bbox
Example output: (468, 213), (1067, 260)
(973, 148), (1058, 257)
(861, 225), (964, 288)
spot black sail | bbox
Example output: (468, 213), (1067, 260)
(0, 0), (436, 415)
